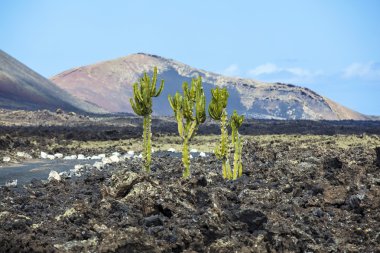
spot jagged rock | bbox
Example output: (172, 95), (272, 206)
(323, 186), (348, 205)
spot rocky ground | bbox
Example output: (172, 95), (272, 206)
(1, 109), (380, 252)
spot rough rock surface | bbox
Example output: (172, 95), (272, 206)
(1, 138), (380, 252)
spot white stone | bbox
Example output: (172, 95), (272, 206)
(199, 152), (207, 157)
(190, 154), (193, 159)
(167, 148), (176, 152)
(109, 155), (120, 163)
(2, 157), (11, 162)
(102, 157), (112, 165)
(54, 153), (63, 159)
(46, 155), (55, 160)
(40, 152), (48, 159)
(5, 179), (17, 187)
(93, 161), (103, 170)
(123, 153), (133, 159)
(90, 155), (101, 160)
(127, 150), (135, 155)
(98, 154), (106, 158)
(48, 170), (61, 181)
(112, 152), (121, 157)
(63, 155), (77, 160)
(190, 148), (198, 153)
(74, 164), (84, 171)
(16, 152), (32, 159)
(58, 171), (70, 178)
(77, 154), (86, 160)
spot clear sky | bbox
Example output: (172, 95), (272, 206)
(1, 0), (379, 115)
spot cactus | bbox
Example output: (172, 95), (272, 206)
(130, 67), (164, 172)
(230, 110), (244, 179)
(168, 76), (206, 178)
(208, 87), (232, 179)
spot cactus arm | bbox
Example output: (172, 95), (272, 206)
(154, 80), (164, 97)
(150, 67), (158, 95)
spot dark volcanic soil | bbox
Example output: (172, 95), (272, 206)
(1, 137), (380, 252)
(1, 109), (380, 252)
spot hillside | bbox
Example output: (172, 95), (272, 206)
(0, 50), (105, 113)
(51, 53), (368, 120)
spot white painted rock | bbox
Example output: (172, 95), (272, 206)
(5, 179), (17, 187)
(2, 157), (11, 162)
(48, 170), (61, 181)
(47, 155), (55, 160)
(54, 153), (63, 159)
(63, 155), (77, 160)
(74, 164), (84, 171)
(112, 152), (121, 157)
(167, 148), (176, 152)
(93, 161), (103, 170)
(40, 152), (48, 159)
(199, 152), (207, 157)
(58, 171), (70, 178)
(190, 148), (198, 153)
(16, 152), (32, 159)
(77, 154), (86, 160)
(127, 150), (135, 155)
(109, 155), (120, 163)
(102, 157), (112, 165)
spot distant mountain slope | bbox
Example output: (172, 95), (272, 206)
(51, 53), (369, 120)
(0, 50), (105, 113)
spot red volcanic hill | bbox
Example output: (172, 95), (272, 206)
(51, 53), (368, 120)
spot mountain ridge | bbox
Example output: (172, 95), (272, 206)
(50, 52), (369, 120)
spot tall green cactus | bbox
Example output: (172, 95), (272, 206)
(208, 87), (232, 179)
(230, 110), (244, 179)
(168, 76), (206, 178)
(130, 67), (164, 172)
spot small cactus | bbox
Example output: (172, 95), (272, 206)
(230, 110), (244, 179)
(168, 76), (206, 178)
(208, 87), (232, 179)
(130, 67), (164, 172)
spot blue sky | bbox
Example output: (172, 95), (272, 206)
(1, 0), (379, 115)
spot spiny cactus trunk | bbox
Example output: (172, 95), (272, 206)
(182, 137), (190, 178)
(232, 132), (242, 179)
(220, 110), (232, 179)
(143, 114), (152, 172)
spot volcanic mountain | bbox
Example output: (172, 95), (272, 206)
(0, 50), (104, 113)
(51, 53), (368, 120)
